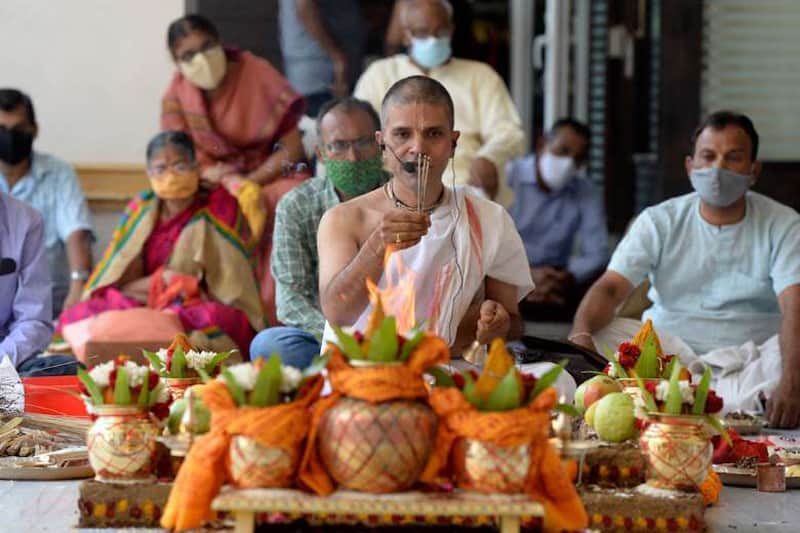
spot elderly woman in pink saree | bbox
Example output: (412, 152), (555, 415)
(160, 14), (309, 325)
(58, 132), (264, 357)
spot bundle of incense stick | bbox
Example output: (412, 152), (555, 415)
(416, 153), (431, 212)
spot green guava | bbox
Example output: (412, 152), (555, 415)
(593, 392), (636, 443)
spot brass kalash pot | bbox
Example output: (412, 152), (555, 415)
(639, 413), (712, 490)
(317, 361), (438, 493)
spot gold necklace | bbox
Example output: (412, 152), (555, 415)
(383, 181), (445, 214)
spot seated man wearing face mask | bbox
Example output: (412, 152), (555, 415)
(249, 97), (387, 369)
(353, 0), (525, 205)
(507, 118), (608, 322)
(569, 111), (800, 428)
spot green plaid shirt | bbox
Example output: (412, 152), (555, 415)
(271, 176), (340, 337)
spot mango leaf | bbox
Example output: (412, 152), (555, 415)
(462, 371), (483, 409)
(529, 359), (568, 403)
(554, 403), (581, 417)
(601, 344), (628, 378)
(147, 383), (165, 407)
(113, 367), (131, 405)
(635, 375), (658, 413)
(705, 415), (733, 445)
(692, 367), (712, 415)
(170, 345), (187, 378)
(664, 359), (684, 415)
(303, 353), (329, 377)
(333, 326), (365, 360)
(427, 367), (455, 388)
(399, 328), (426, 361)
(77, 368), (103, 405)
(367, 316), (399, 362)
(484, 367), (523, 411)
(221, 368), (246, 406)
(250, 354), (282, 407)
(143, 350), (165, 376)
(137, 371), (150, 408)
(197, 368), (212, 383)
(203, 350), (233, 376)
(635, 334), (660, 378)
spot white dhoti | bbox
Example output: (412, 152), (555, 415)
(594, 317), (782, 415)
(322, 187), (534, 349)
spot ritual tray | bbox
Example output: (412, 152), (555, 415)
(0, 461), (93, 480)
(713, 464), (800, 489)
(212, 488), (544, 533)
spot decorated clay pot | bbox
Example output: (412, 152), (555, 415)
(452, 439), (530, 493)
(87, 405), (158, 483)
(164, 377), (202, 401)
(227, 436), (298, 488)
(639, 413), (712, 490)
(318, 396), (437, 493)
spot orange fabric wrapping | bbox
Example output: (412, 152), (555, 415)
(297, 335), (449, 495)
(420, 386), (588, 532)
(161, 376), (323, 531)
(147, 266), (203, 310)
(699, 469), (721, 505)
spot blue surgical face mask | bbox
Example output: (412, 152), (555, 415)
(689, 167), (752, 208)
(409, 36), (452, 69)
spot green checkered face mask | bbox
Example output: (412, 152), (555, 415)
(324, 155), (384, 198)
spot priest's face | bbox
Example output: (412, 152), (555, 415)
(377, 101), (459, 190)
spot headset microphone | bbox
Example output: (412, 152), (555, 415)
(383, 143), (418, 173)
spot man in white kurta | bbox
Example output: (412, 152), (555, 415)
(353, 0), (525, 206)
(569, 111), (800, 428)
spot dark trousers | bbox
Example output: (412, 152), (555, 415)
(17, 354), (83, 377)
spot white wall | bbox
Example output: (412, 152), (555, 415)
(0, 0), (184, 164)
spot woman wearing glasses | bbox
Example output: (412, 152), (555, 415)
(161, 14), (308, 325)
(58, 131), (264, 357)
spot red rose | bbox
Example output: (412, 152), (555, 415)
(452, 372), (466, 390)
(521, 373), (538, 400)
(353, 331), (365, 343)
(396, 334), (406, 353)
(618, 342), (641, 358)
(151, 402), (170, 420)
(618, 352), (638, 368)
(705, 390), (724, 414)
(644, 381), (658, 395)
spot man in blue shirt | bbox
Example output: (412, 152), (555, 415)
(0, 192), (53, 369)
(507, 118), (608, 321)
(0, 89), (93, 317)
(570, 111), (800, 428)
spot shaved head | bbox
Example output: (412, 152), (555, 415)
(401, 0), (453, 26)
(381, 75), (454, 129)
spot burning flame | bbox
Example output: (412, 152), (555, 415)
(365, 247), (418, 336)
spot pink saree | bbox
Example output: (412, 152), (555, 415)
(161, 48), (308, 325)
(59, 188), (264, 357)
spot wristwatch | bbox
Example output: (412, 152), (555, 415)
(70, 269), (90, 282)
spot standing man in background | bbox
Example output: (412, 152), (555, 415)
(354, 0), (525, 205)
(279, 0), (366, 116)
(0, 89), (93, 318)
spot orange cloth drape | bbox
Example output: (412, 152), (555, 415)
(297, 336), (449, 495)
(161, 376), (323, 531)
(700, 469), (722, 505)
(420, 386), (588, 532)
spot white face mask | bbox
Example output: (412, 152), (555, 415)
(538, 152), (576, 191)
(179, 45), (227, 90)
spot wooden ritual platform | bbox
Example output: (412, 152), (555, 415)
(211, 488), (545, 533)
